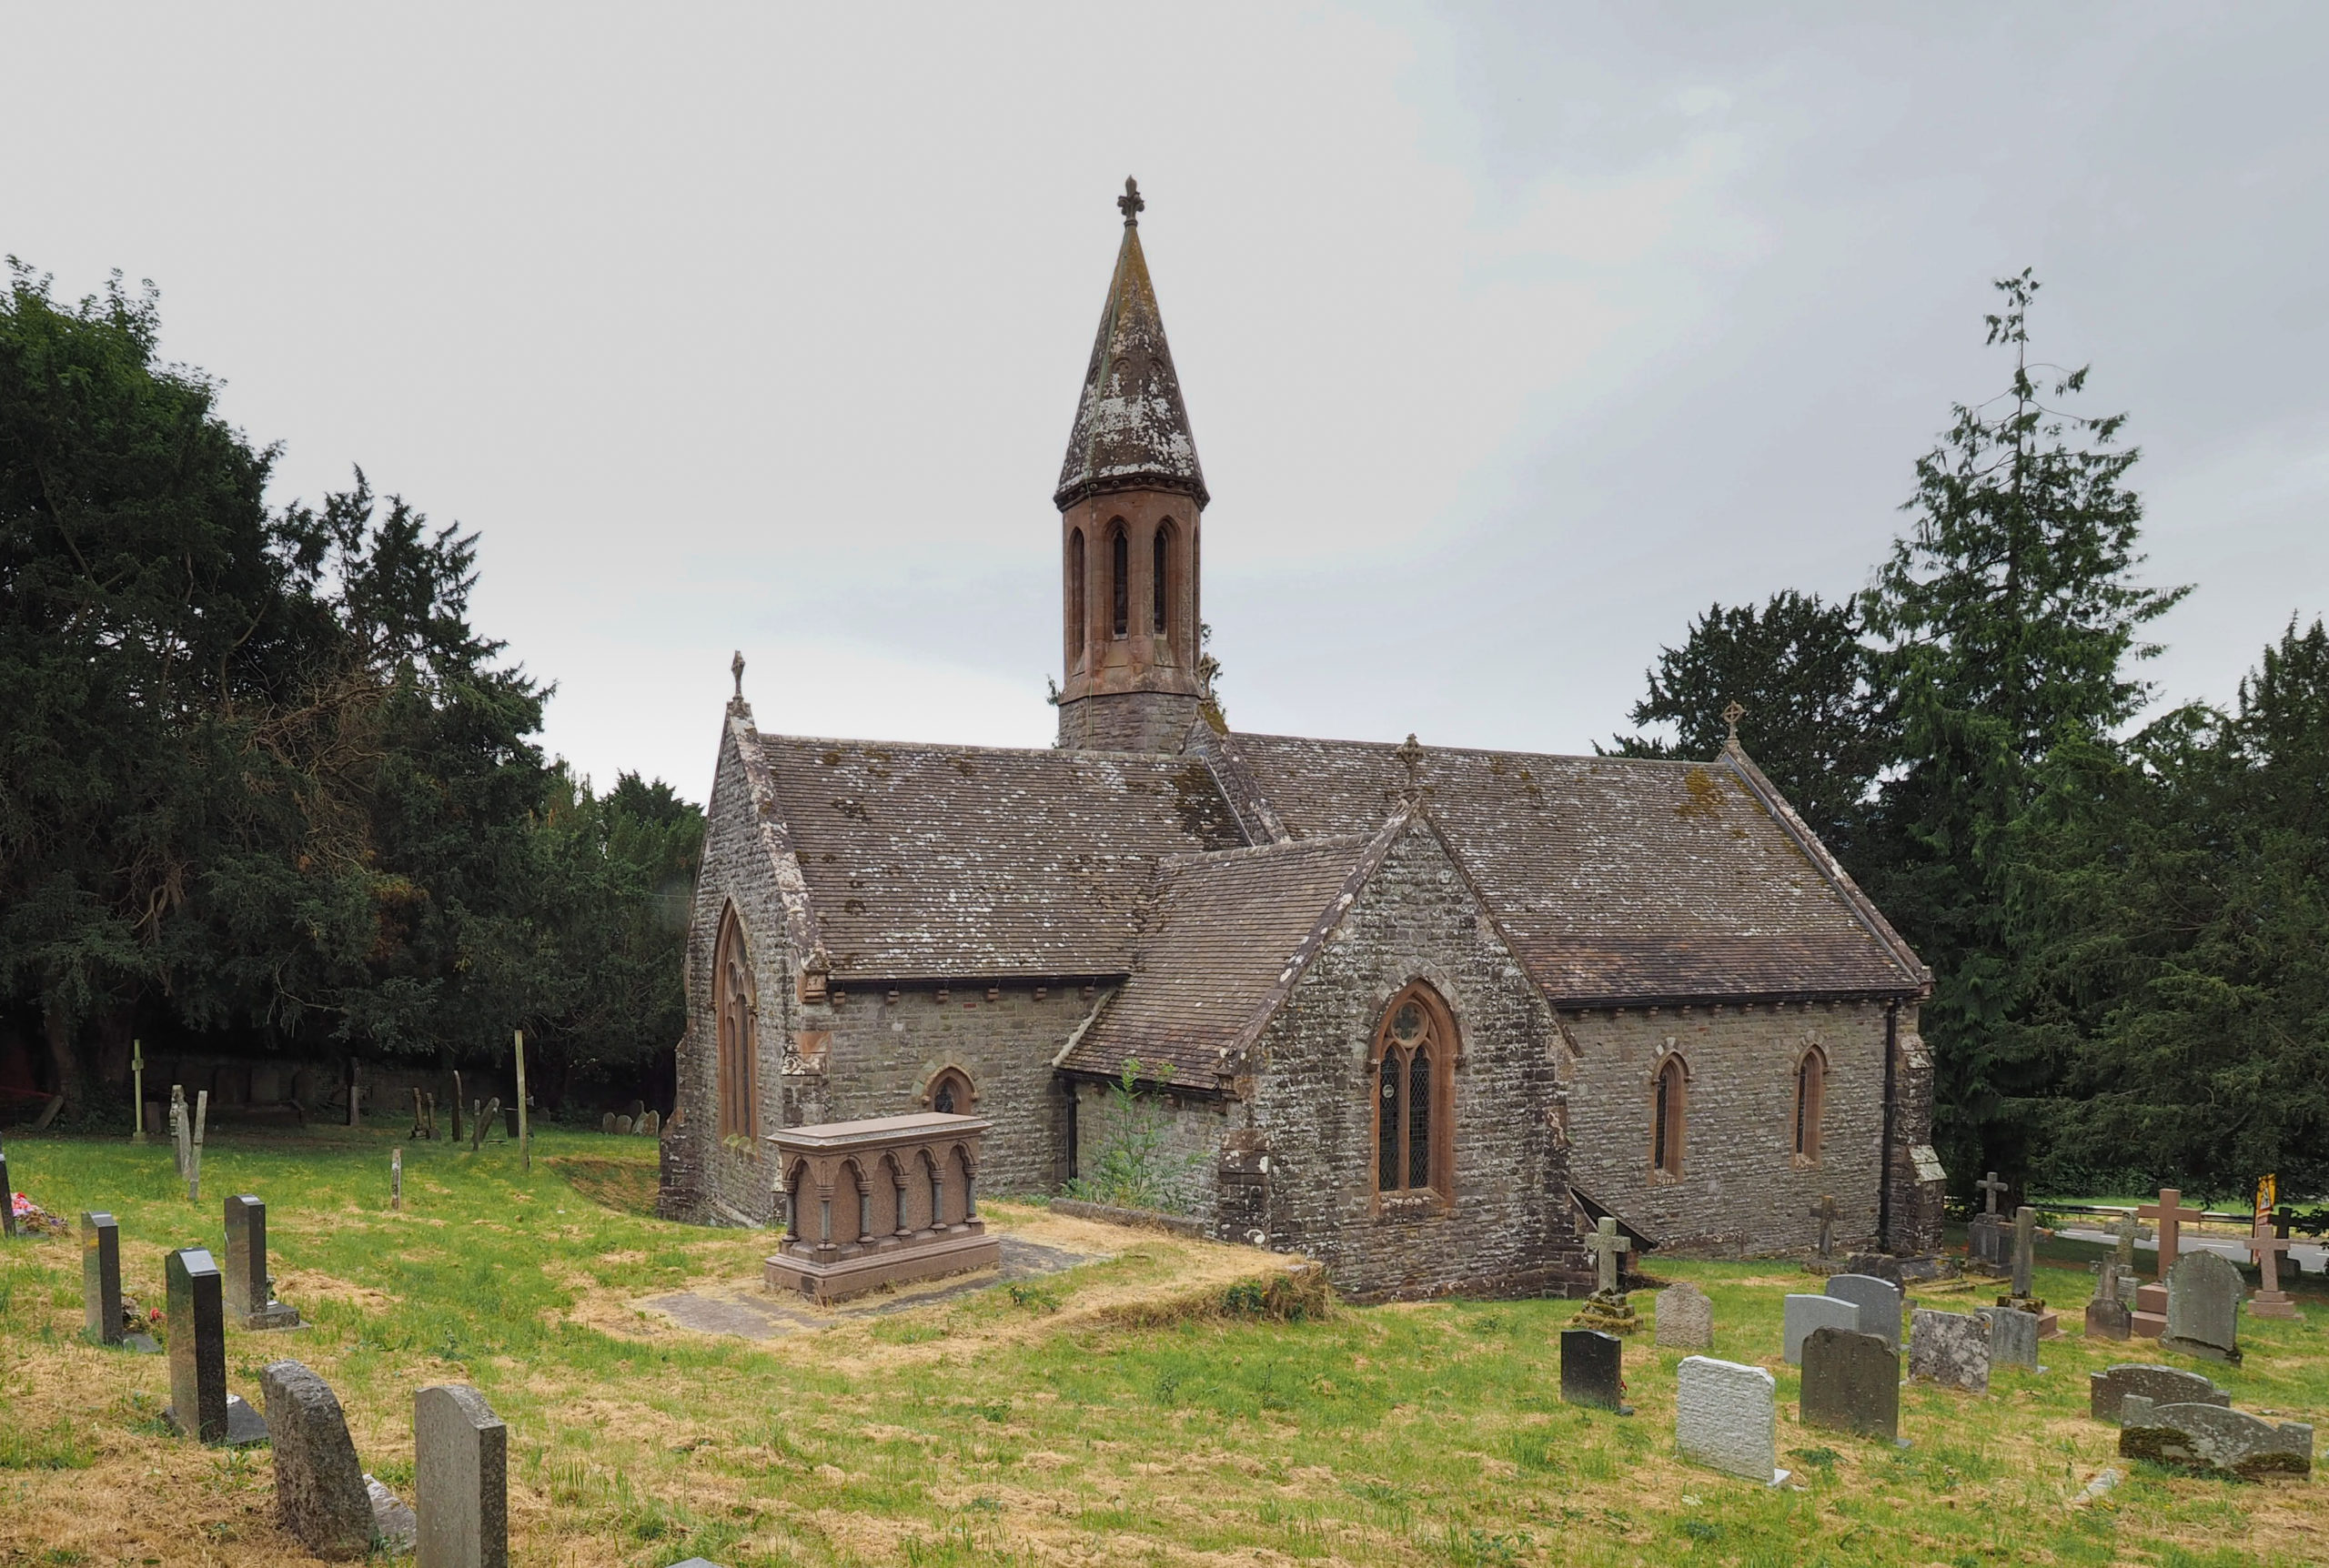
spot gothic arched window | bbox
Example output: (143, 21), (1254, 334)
(928, 1067), (973, 1116)
(714, 906), (758, 1141)
(1373, 983), (1455, 1199)
(1793, 1047), (1827, 1162)
(1110, 522), (1129, 638)
(1651, 1055), (1688, 1177)
(1153, 521), (1172, 636)
(1068, 528), (1087, 664)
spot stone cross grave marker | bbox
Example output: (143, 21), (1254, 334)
(261, 1360), (375, 1560)
(1975, 1171), (2009, 1214)
(2163, 1249), (2243, 1364)
(1981, 1304), (2042, 1370)
(2245, 1221), (2300, 1320)
(1783, 1292), (1860, 1364)
(2136, 1188), (2204, 1280)
(1808, 1194), (1840, 1259)
(1909, 1308), (1990, 1393)
(1559, 1328), (1630, 1413)
(164, 1248), (267, 1445)
(82, 1211), (121, 1345)
(225, 1194), (300, 1329)
(416, 1382), (508, 1568)
(1800, 1325), (1901, 1444)
(2089, 1362), (2229, 1424)
(1655, 1282), (1713, 1352)
(1674, 1356), (1788, 1486)
(2119, 1395), (2313, 1482)
(2113, 1210), (2138, 1272)
(2085, 1260), (2132, 1342)
(1823, 1273), (1903, 1351)
(1584, 1216), (1629, 1294)
(2010, 1205), (2038, 1298)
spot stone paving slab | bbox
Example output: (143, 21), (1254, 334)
(640, 1236), (1108, 1340)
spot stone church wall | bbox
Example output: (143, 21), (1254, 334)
(1069, 1076), (1231, 1216)
(1237, 825), (1579, 1301)
(1562, 1000), (1914, 1258)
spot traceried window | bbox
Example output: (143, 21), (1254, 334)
(1152, 522), (1171, 635)
(1373, 983), (1454, 1199)
(714, 907), (759, 1140)
(1651, 1056), (1688, 1177)
(1110, 522), (1130, 637)
(1793, 1047), (1827, 1162)
(1069, 528), (1087, 662)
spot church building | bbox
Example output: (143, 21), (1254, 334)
(659, 182), (1945, 1299)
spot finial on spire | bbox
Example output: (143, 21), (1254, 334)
(1118, 176), (1144, 227)
(1721, 700), (1745, 745)
(731, 649), (746, 701)
(1395, 733), (1427, 800)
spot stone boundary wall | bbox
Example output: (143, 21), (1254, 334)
(1048, 1198), (1215, 1240)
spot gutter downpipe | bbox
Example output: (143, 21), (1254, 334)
(1879, 1001), (1899, 1251)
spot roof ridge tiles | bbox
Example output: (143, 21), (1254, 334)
(760, 731), (1197, 762)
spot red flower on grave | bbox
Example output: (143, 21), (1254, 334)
(149, 1308), (162, 1323)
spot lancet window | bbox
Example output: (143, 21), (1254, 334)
(1372, 983), (1454, 1199)
(714, 907), (758, 1140)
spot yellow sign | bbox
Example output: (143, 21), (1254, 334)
(2256, 1174), (2278, 1230)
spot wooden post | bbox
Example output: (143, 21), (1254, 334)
(131, 1040), (146, 1143)
(514, 1030), (529, 1174)
(449, 1072), (464, 1144)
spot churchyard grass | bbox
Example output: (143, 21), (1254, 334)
(2, 1128), (2325, 1565)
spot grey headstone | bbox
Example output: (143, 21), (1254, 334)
(1782, 1292), (1860, 1364)
(2010, 1204), (2038, 1297)
(1560, 1328), (1628, 1412)
(2120, 1396), (2313, 1481)
(1908, 1308), (1990, 1393)
(2085, 1297), (2133, 1341)
(367, 1474), (418, 1555)
(2089, 1363), (2230, 1424)
(1654, 1282), (1713, 1351)
(416, 1383), (507, 1568)
(1823, 1273), (1903, 1351)
(83, 1212), (122, 1344)
(1981, 1304), (2042, 1369)
(614, 1115), (633, 1136)
(1674, 1356), (1788, 1485)
(226, 1193), (300, 1329)
(1840, 1251), (1903, 1286)
(261, 1361), (374, 1560)
(1800, 1325), (1900, 1442)
(640, 1111), (660, 1137)
(2163, 1249), (2243, 1363)
(601, 1113), (616, 1135)
(165, 1248), (229, 1442)
(503, 1104), (519, 1138)
(1967, 1212), (2009, 1269)
(624, 1099), (645, 1123)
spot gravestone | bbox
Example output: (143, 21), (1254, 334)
(2009, 1204), (2037, 1297)
(1908, 1309), (1990, 1393)
(614, 1115), (633, 1136)
(82, 1211), (122, 1345)
(163, 1248), (267, 1445)
(1800, 1325), (1901, 1443)
(1808, 1193), (1840, 1260)
(224, 1194), (300, 1329)
(2132, 1188), (2205, 1339)
(1782, 1292), (1860, 1364)
(1559, 1328), (1630, 1413)
(1823, 1273), (1903, 1351)
(2119, 1395), (2313, 1482)
(416, 1383), (507, 1568)
(1968, 1171), (2010, 1272)
(503, 1104), (519, 1139)
(368, 1475), (418, 1555)
(624, 1099), (646, 1124)
(601, 1113), (616, 1135)
(640, 1110), (660, 1137)
(2089, 1363), (2230, 1424)
(1981, 1304), (2042, 1370)
(1674, 1356), (1788, 1485)
(260, 1360), (374, 1560)
(471, 1099), (500, 1153)
(1654, 1282), (1713, 1351)
(2163, 1249), (2243, 1364)
(1840, 1251), (1903, 1286)
(1569, 1217), (1639, 1333)
(2085, 1260), (2133, 1342)
(2245, 1221), (2301, 1320)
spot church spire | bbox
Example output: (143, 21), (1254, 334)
(1054, 178), (1208, 511)
(1053, 179), (1209, 754)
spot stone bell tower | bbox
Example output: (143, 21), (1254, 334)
(1053, 177), (1209, 753)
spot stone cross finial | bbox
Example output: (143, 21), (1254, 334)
(2090, 1258), (2121, 1305)
(2246, 1220), (2297, 1313)
(1395, 733), (1426, 799)
(2136, 1187), (2205, 1280)
(2113, 1209), (2138, 1270)
(731, 650), (746, 702)
(1118, 176), (1144, 227)
(1974, 1171), (2008, 1215)
(1583, 1215), (1630, 1294)
(1808, 1193), (1841, 1258)
(1721, 700), (1745, 743)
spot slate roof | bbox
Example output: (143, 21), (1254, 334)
(1060, 824), (1400, 1087)
(1054, 216), (1208, 509)
(1210, 732), (1925, 1006)
(755, 735), (1245, 980)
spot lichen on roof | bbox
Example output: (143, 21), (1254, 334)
(1054, 214), (1207, 510)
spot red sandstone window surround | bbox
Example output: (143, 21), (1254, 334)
(1109, 521), (1129, 638)
(1152, 520), (1172, 637)
(928, 1067), (973, 1116)
(1371, 982), (1456, 1206)
(714, 905), (759, 1141)
(1650, 1055), (1688, 1177)
(1793, 1046), (1827, 1163)
(1068, 528), (1087, 665)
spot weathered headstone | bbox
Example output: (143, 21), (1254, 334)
(261, 1361), (374, 1560)
(1800, 1325), (1901, 1443)
(640, 1110), (660, 1137)
(2009, 1205), (2037, 1298)
(471, 1099), (500, 1153)
(1967, 1171), (2010, 1271)
(2119, 1396), (2313, 1482)
(1559, 1328), (1631, 1413)
(2163, 1249), (2243, 1363)
(416, 1383), (507, 1568)
(614, 1115), (633, 1136)
(624, 1098), (646, 1125)
(1674, 1356), (1788, 1486)
(1654, 1282), (1713, 1351)
(2089, 1362), (2230, 1424)
(1782, 1292), (1860, 1364)
(2245, 1221), (2301, 1320)
(1840, 1251), (1903, 1286)
(601, 1113), (616, 1135)
(1808, 1193), (1840, 1259)
(1981, 1304), (2042, 1370)
(1823, 1273), (1903, 1351)
(368, 1475), (418, 1555)
(1908, 1308), (1990, 1393)
(224, 1194), (300, 1329)
(163, 1248), (267, 1445)
(2085, 1260), (2133, 1342)
(82, 1211), (124, 1344)
(1569, 1217), (1640, 1332)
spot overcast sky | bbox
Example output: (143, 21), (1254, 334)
(8, 4), (2324, 797)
